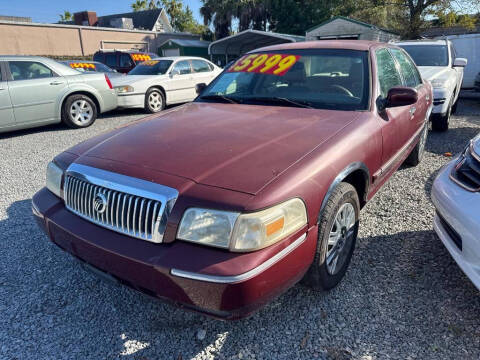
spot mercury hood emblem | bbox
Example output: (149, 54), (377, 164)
(93, 193), (108, 214)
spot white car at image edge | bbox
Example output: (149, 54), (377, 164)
(431, 134), (480, 291)
(112, 56), (222, 113)
(396, 39), (467, 132)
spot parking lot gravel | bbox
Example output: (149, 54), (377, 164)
(1, 96), (480, 360)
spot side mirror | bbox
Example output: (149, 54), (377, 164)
(385, 86), (418, 108)
(170, 69), (180, 77)
(453, 58), (468, 67)
(196, 83), (207, 95)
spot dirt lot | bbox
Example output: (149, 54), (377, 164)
(1, 95), (480, 359)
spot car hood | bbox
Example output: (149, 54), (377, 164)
(417, 66), (451, 81)
(111, 74), (168, 87)
(72, 103), (359, 195)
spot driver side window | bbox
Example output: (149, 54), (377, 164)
(8, 61), (54, 81)
(376, 49), (403, 98)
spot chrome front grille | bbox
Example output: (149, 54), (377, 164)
(450, 143), (480, 192)
(64, 164), (179, 243)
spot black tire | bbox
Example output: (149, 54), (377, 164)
(405, 123), (428, 167)
(303, 182), (360, 290)
(144, 88), (165, 114)
(62, 94), (97, 129)
(431, 104), (451, 132)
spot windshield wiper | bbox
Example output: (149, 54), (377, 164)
(244, 96), (314, 109)
(199, 94), (240, 104)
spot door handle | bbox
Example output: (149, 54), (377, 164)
(0, 87), (5, 91)
(409, 106), (416, 116)
(50, 81), (64, 85)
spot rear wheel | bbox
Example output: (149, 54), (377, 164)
(144, 88), (165, 113)
(62, 94), (97, 128)
(405, 123), (428, 166)
(303, 182), (359, 290)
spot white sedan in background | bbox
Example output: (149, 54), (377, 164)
(432, 134), (480, 291)
(112, 57), (222, 113)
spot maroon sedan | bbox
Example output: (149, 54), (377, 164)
(33, 41), (432, 319)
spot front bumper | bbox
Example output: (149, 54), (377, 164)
(431, 88), (453, 115)
(117, 93), (145, 109)
(32, 188), (317, 319)
(99, 89), (118, 113)
(431, 160), (480, 291)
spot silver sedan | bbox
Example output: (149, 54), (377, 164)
(432, 134), (480, 291)
(0, 56), (117, 133)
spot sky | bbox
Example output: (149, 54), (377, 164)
(0, 0), (203, 23)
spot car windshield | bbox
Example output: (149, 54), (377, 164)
(399, 45), (448, 66)
(197, 49), (370, 111)
(128, 60), (173, 75)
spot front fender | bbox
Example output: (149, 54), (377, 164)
(317, 162), (370, 221)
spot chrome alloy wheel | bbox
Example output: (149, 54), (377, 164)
(326, 203), (356, 275)
(70, 100), (93, 125)
(148, 91), (163, 112)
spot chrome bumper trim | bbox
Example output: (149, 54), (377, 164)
(171, 233), (307, 284)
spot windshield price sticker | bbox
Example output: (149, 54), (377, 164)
(132, 54), (151, 61)
(70, 63), (95, 69)
(141, 60), (160, 66)
(228, 53), (301, 76)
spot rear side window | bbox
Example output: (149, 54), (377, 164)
(192, 60), (211, 73)
(105, 53), (117, 68)
(8, 61), (54, 81)
(172, 60), (192, 75)
(376, 49), (403, 98)
(93, 53), (104, 62)
(390, 48), (421, 88)
(120, 54), (134, 68)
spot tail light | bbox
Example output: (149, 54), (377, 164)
(105, 74), (113, 89)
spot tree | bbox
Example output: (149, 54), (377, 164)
(200, 0), (235, 39)
(159, 0), (209, 35)
(59, 11), (72, 22)
(369, 0), (479, 38)
(131, 0), (158, 12)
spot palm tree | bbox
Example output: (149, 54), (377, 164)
(200, 0), (235, 39)
(131, 0), (158, 12)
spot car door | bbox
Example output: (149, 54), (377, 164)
(390, 48), (429, 141)
(375, 48), (411, 167)
(0, 62), (15, 128)
(6, 60), (68, 124)
(191, 59), (217, 88)
(165, 60), (195, 102)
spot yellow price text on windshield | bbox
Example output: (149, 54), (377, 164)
(228, 53), (300, 76)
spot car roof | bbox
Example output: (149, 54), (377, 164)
(394, 39), (449, 46)
(137, 56), (212, 62)
(62, 60), (98, 63)
(0, 55), (55, 62)
(253, 40), (387, 53)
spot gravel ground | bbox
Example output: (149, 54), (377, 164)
(1, 96), (480, 360)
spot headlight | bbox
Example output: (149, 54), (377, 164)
(431, 78), (448, 88)
(177, 198), (307, 252)
(115, 85), (134, 93)
(46, 161), (64, 198)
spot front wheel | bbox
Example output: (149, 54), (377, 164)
(431, 104), (451, 132)
(62, 94), (97, 129)
(144, 88), (165, 114)
(303, 182), (359, 290)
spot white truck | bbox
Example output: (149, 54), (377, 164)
(396, 39), (467, 131)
